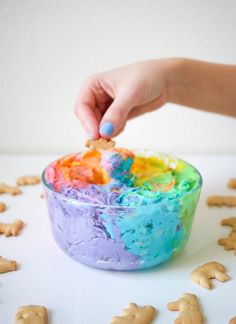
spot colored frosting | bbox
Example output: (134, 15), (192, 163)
(44, 148), (200, 207)
(43, 148), (202, 270)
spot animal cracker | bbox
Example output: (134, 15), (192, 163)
(207, 195), (236, 207)
(111, 302), (157, 324)
(85, 138), (115, 150)
(0, 202), (7, 212)
(229, 316), (236, 324)
(0, 256), (17, 273)
(228, 178), (236, 189)
(0, 182), (22, 195)
(191, 261), (228, 289)
(218, 217), (236, 254)
(15, 305), (48, 324)
(167, 293), (204, 324)
(16, 175), (41, 186)
(0, 219), (24, 237)
(221, 217), (236, 233)
(218, 232), (236, 254)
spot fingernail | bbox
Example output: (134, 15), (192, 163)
(99, 122), (114, 136)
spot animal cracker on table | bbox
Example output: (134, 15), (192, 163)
(0, 219), (24, 237)
(191, 261), (229, 289)
(218, 232), (236, 254)
(0, 202), (7, 213)
(218, 217), (236, 254)
(207, 195), (236, 207)
(229, 316), (236, 324)
(15, 305), (48, 324)
(167, 293), (204, 324)
(0, 182), (22, 195)
(111, 302), (157, 324)
(16, 175), (41, 186)
(0, 256), (17, 273)
(228, 178), (236, 189)
(221, 217), (236, 233)
(85, 138), (115, 150)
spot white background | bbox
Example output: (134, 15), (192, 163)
(1, 0), (236, 154)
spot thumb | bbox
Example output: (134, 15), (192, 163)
(99, 95), (133, 138)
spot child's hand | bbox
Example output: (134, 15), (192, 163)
(75, 58), (236, 138)
(75, 59), (172, 139)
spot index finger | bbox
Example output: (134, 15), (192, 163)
(75, 83), (100, 139)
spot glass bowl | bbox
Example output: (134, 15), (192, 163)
(42, 151), (202, 271)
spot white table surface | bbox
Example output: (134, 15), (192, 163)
(1, 154), (236, 324)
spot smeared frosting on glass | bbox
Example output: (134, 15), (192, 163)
(44, 148), (200, 207)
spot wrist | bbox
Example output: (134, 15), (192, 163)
(165, 58), (188, 104)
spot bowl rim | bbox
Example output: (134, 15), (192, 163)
(41, 150), (203, 209)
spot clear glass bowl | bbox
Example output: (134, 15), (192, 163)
(42, 151), (202, 271)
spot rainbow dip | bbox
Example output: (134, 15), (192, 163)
(42, 147), (202, 270)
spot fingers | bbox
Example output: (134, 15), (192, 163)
(99, 94), (133, 138)
(75, 83), (100, 139)
(75, 65), (166, 138)
(76, 103), (101, 139)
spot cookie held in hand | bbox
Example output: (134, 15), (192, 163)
(85, 138), (115, 150)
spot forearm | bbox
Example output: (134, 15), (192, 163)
(167, 58), (236, 118)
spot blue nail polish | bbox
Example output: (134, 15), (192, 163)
(99, 122), (114, 136)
